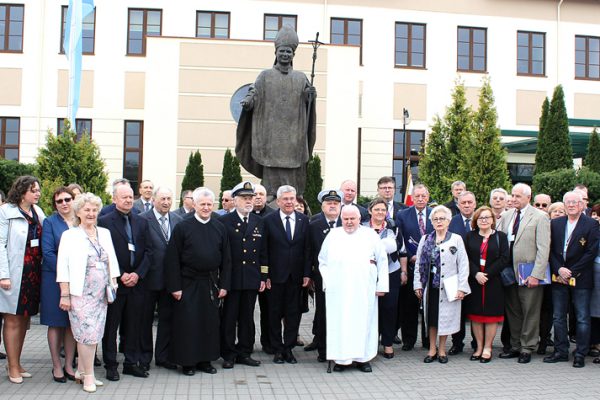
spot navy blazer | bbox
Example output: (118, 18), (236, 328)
(263, 210), (311, 284)
(444, 200), (460, 217)
(220, 211), (268, 290)
(139, 210), (182, 291)
(41, 213), (69, 273)
(448, 213), (471, 240)
(549, 214), (599, 289)
(308, 213), (341, 274)
(98, 209), (152, 292)
(397, 206), (433, 261)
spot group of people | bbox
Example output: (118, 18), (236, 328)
(0, 175), (599, 392)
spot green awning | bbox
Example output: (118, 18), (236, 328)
(501, 132), (591, 158)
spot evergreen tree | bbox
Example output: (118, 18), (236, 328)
(459, 78), (510, 204)
(418, 116), (448, 203)
(443, 80), (473, 193)
(533, 97), (550, 176)
(219, 149), (242, 209)
(180, 150), (204, 206)
(36, 120), (110, 212)
(584, 127), (600, 174)
(304, 154), (323, 213)
(536, 85), (573, 173)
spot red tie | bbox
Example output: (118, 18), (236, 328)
(418, 211), (425, 236)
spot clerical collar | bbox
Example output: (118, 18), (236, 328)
(194, 214), (210, 224)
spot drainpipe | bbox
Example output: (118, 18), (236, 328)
(556, 0), (563, 85)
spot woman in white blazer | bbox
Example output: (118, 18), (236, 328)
(0, 176), (46, 383)
(56, 193), (120, 393)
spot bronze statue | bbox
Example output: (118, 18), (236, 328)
(236, 25), (317, 198)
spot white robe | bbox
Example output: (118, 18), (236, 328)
(318, 226), (389, 364)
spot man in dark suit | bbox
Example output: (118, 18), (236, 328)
(396, 184), (433, 350)
(133, 180), (154, 213)
(340, 179), (369, 222)
(304, 189), (342, 360)
(174, 190), (194, 216)
(447, 191), (476, 354)
(99, 178), (140, 217)
(98, 184), (152, 380)
(263, 185), (311, 364)
(376, 176), (406, 223)
(443, 181), (465, 217)
(544, 191), (599, 368)
(139, 187), (182, 371)
(252, 183), (275, 354)
(220, 182), (267, 369)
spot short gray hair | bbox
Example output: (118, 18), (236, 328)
(413, 183), (429, 195)
(458, 191), (476, 201)
(277, 185), (296, 198)
(72, 192), (103, 226)
(111, 178), (131, 196)
(563, 190), (583, 203)
(153, 186), (173, 198)
(512, 183), (532, 197)
(193, 187), (215, 203)
(451, 181), (466, 190)
(490, 188), (508, 202)
(430, 205), (452, 221)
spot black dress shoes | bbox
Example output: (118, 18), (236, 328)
(304, 341), (318, 352)
(543, 353), (568, 363)
(123, 364), (149, 378)
(236, 356), (261, 367)
(333, 363), (346, 372)
(423, 354), (438, 363)
(222, 360), (234, 369)
(156, 360), (178, 370)
(182, 366), (195, 376)
(196, 362), (217, 374)
(517, 353), (531, 364)
(499, 350), (520, 359)
(470, 353), (481, 361)
(573, 356), (585, 368)
(0, 351), (6, 360)
(317, 354), (327, 363)
(588, 349), (600, 357)
(52, 371), (67, 383)
(593, 357), (600, 364)
(401, 344), (414, 351)
(438, 355), (449, 364)
(273, 353), (285, 364)
(356, 362), (372, 372)
(393, 335), (402, 345)
(536, 345), (547, 355)
(140, 362), (150, 372)
(283, 351), (297, 364)
(383, 351), (394, 359)
(448, 345), (463, 356)
(105, 367), (120, 381)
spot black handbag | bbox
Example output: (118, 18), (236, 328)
(495, 233), (516, 286)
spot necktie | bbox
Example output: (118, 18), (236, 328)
(285, 216), (292, 241)
(464, 218), (471, 232)
(512, 210), (521, 237)
(387, 202), (393, 219)
(328, 220), (335, 229)
(242, 216), (248, 233)
(418, 211), (425, 236)
(159, 216), (169, 241)
(144, 202), (151, 212)
(123, 214), (135, 266)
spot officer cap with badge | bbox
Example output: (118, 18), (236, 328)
(232, 181), (256, 197)
(318, 189), (342, 203)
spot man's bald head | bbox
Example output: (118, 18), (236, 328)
(341, 205), (361, 233)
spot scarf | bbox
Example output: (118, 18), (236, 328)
(418, 231), (441, 289)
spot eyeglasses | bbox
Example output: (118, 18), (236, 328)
(371, 208), (387, 213)
(534, 203), (548, 208)
(564, 200), (581, 206)
(582, 198), (589, 202)
(55, 197), (72, 205)
(378, 186), (394, 190)
(184, 196), (193, 200)
(478, 216), (493, 221)
(222, 199), (231, 202)
(431, 217), (447, 222)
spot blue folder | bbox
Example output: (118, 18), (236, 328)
(517, 262), (551, 285)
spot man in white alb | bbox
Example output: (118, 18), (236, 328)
(318, 205), (389, 372)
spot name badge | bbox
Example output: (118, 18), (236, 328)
(431, 266), (437, 275)
(96, 261), (105, 270)
(128, 243), (136, 252)
(480, 259), (486, 267)
(30, 239), (39, 247)
(508, 233), (515, 242)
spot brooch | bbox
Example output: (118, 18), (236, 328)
(579, 238), (586, 246)
(449, 246), (457, 255)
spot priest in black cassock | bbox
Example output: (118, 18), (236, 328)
(165, 187), (232, 376)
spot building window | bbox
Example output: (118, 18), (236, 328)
(127, 8), (162, 56)
(331, 18), (362, 64)
(0, 4), (24, 52)
(507, 163), (534, 184)
(0, 117), (19, 161)
(60, 5), (95, 54)
(392, 129), (424, 202)
(457, 26), (487, 72)
(57, 118), (92, 141)
(124, 121), (143, 195)
(395, 22), (426, 68)
(517, 31), (545, 76)
(196, 11), (230, 39)
(263, 14), (297, 41)
(575, 35), (600, 80)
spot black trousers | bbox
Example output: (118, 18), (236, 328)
(102, 287), (144, 368)
(399, 265), (427, 347)
(258, 291), (270, 349)
(313, 271), (326, 357)
(268, 277), (301, 354)
(140, 288), (173, 364)
(220, 289), (258, 361)
(379, 269), (401, 347)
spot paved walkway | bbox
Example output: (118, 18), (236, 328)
(1, 310), (599, 399)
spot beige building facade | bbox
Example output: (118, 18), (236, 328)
(1, 0), (599, 203)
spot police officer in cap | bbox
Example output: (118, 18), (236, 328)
(305, 189), (343, 361)
(219, 181), (268, 369)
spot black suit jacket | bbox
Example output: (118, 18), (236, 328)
(220, 211), (268, 290)
(139, 210), (182, 291)
(448, 213), (471, 240)
(264, 210), (311, 284)
(308, 213), (341, 277)
(397, 206), (434, 261)
(444, 200), (460, 217)
(549, 214), (599, 289)
(253, 205), (275, 217)
(98, 209), (152, 293)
